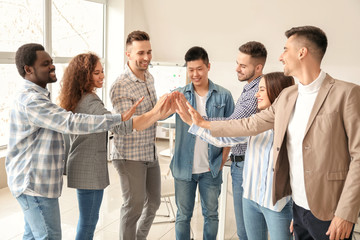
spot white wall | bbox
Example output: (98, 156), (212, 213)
(108, 0), (360, 100)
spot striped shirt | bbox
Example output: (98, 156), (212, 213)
(189, 124), (291, 212)
(6, 80), (130, 198)
(110, 64), (158, 162)
(226, 77), (260, 156)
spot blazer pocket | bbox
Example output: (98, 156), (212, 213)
(327, 170), (348, 181)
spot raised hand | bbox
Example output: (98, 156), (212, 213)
(174, 93), (192, 125)
(185, 102), (210, 129)
(121, 96), (144, 121)
(154, 94), (170, 115)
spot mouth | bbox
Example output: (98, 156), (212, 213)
(140, 62), (149, 67)
(191, 77), (201, 82)
(49, 70), (56, 78)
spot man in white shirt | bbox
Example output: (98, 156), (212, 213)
(170, 46), (235, 239)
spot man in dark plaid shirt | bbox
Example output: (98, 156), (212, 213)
(227, 41), (267, 240)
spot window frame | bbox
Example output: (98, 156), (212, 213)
(0, 0), (107, 148)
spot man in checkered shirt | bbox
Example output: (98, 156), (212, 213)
(226, 41), (267, 240)
(110, 31), (161, 240)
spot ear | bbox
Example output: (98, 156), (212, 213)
(298, 47), (308, 60)
(125, 51), (131, 59)
(207, 62), (211, 71)
(255, 63), (263, 73)
(24, 65), (33, 75)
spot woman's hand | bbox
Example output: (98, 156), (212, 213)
(121, 96), (144, 121)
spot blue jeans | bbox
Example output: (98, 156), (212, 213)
(174, 171), (222, 240)
(76, 189), (104, 240)
(231, 161), (248, 240)
(243, 198), (293, 240)
(16, 194), (61, 240)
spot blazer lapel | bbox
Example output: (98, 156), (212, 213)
(304, 74), (334, 137)
(279, 86), (298, 139)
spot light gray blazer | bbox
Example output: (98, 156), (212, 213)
(66, 93), (119, 189)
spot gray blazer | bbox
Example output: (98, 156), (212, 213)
(66, 93), (111, 189)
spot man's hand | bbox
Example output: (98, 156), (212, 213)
(326, 216), (353, 240)
(220, 147), (230, 171)
(185, 102), (211, 129)
(174, 92), (192, 125)
(154, 93), (171, 117)
(121, 96), (144, 121)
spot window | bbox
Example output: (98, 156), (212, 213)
(0, 0), (106, 148)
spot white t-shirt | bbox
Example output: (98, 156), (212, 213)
(286, 70), (326, 210)
(192, 91), (210, 174)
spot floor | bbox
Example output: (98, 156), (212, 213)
(0, 139), (238, 240)
(0, 138), (359, 239)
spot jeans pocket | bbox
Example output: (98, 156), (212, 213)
(16, 194), (29, 211)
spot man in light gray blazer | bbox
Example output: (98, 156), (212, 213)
(179, 26), (360, 240)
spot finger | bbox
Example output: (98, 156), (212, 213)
(131, 97), (144, 110)
(158, 94), (169, 104)
(344, 225), (352, 239)
(175, 99), (186, 113)
(339, 229), (346, 240)
(135, 96), (144, 106)
(335, 228), (341, 240)
(185, 101), (196, 111)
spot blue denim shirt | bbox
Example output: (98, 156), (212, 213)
(170, 80), (235, 181)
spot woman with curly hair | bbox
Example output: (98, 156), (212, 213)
(58, 53), (144, 240)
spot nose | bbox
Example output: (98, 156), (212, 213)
(255, 91), (260, 98)
(144, 53), (151, 61)
(279, 53), (284, 62)
(193, 70), (199, 77)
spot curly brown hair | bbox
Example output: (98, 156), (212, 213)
(58, 53), (100, 112)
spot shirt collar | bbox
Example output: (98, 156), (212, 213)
(243, 76), (262, 92)
(23, 79), (51, 98)
(124, 62), (151, 83)
(298, 70), (326, 94)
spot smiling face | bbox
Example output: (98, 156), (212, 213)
(92, 61), (104, 89)
(126, 40), (152, 76)
(187, 59), (210, 89)
(26, 50), (56, 88)
(279, 35), (301, 77)
(255, 77), (271, 110)
(236, 52), (257, 83)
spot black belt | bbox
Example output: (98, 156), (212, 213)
(230, 154), (245, 162)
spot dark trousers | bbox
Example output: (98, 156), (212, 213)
(293, 202), (354, 240)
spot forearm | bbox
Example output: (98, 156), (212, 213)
(188, 124), (247, 147)
(133, 109), (161, 131)
(210, 107), (275, 137)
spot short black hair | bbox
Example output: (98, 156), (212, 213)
(184, 46), (209, 66)
(285, 26), (328, 60)
(15, 43), (45, 78)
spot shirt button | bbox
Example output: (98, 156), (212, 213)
(304, 146), (311, 150)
